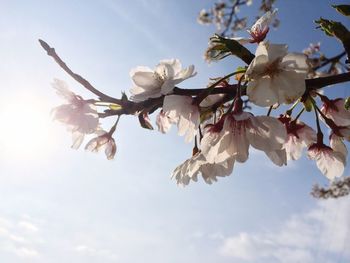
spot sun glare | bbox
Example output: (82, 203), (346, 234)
(0, 93), (57, 161)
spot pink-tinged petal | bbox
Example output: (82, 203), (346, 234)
(298, 124), (317, 146)
(266, 149), (287, 166)
(247, 77), (279, 107)
(163, 95), (199, 143)
(71, 131), (84, 149)
(285, 135), (304, 160)
(308, 145), (345, 180)
(247, 116), (286, 152)
(321, 99), (350, 126)
(330, 134), (348, 164)
(105, 139), (117, 160)
(172, 153), (235, 186)
(223, 116), (249, 163)
(52, 79), (76, 102)
(200, 157), (235, 184)
(156, 111), (173, 134)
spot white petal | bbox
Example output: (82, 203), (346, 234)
(266, 149), (287, 166)
(330, 135), (348, 164)
(247, 116), (286, 152)
(247, 77), (279, 107)
(273, 70), (306, 105)
(71, 131), (84, 149)
(281, 53), (309, 73)
(255, 42), (288, 62)
(131, 71), (161, 91)
(308, 147), (345, 180)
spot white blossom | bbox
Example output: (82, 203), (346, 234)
(171, 153), (235, 186)
(201, 111), (287, 164)
(162, 95), (200, 142)
(246, 42), (309, 107)
(130, 59), (196, 102)
(51, 79), (99, 148)
(156, 110), (176, 134)
(321, 98), (350, 127)
(308, 140), (346, 180)
(85, 130), (117, 160)
(248, 9), (277, 43)
(279, 117), (317, 160)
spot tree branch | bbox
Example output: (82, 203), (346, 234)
(40, 39), (350, 118)
(39, 39), (121, 104)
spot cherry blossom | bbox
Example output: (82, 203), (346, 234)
(247, 8), (277, 43)
(201, 111), (287, 165)
(321, 98), (350, 127)
(51, 79), (99, 146)
(162, 95), (200, 142)
(85, 130), (117, 160)
(279, 116), (317, 161)
(156, 110), (176, 134)
(245, 42), (309, 107)
(308, 140), (346, 180)
(172, 153), (235, 186)
(129, 59), (196, 102)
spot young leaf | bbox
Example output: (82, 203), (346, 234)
(206, 34), (255, 65)
(332, 5), (350, 17)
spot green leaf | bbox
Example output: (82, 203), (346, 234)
(315, 18), (350, 62)
(332, 5), (350, 17)
(205, 34), (255, 65)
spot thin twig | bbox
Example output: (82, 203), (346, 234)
(39, 39), (120, 104)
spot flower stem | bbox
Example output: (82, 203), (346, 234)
(286, 100), (300, 116)
(109, 115), (121, 135)
(311, 99), (323, 143)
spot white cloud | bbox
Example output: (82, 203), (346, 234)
(75, 244), (119, 261)
(0, 215), (41, 258)
(219, 196), (350, 263)
(18, 221), (39, 233)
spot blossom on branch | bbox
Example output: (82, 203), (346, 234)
(172, 153), (235, 186)
(85, 130), (117, 160)
(248, 8), (277, 43)
(279, 116), (317, 161)
(129, 59), (196, 102)
(162, 95), (200, 142)
(246, 42), (309, 107)
(321, 98), (350, 127)
(51, 79), (99, 148)
(308, 138), (347, 180)
(201, 111), (287, 165)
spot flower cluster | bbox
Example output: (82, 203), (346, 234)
(52, 79), (117, 159)
(46, 4), (350, 195)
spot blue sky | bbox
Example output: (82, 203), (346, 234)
(0, 0), (349, 262)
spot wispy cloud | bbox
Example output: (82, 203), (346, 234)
(0, 216), (41, 259)
(219, 196), (350, 262)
